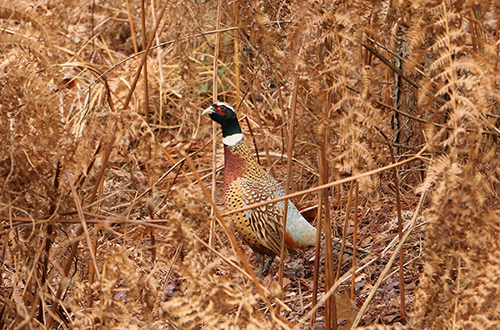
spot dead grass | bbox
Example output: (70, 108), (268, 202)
(1, 0), (500, 329)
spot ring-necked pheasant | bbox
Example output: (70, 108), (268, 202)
(203, 102), (317, 277)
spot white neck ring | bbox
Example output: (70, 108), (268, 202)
(222, 133), (243, 146)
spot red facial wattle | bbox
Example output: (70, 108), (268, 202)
(215, 106), (227, 116)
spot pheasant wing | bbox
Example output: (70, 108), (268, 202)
(239, 178), (285, 256)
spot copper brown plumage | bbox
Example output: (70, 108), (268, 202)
(203, 102), (317, 277)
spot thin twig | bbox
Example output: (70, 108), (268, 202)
(88, 27), (238, 90)
(350, 191), (427, 329)
(350, 182), (359, 300)
(279, 72), (299, 290)
(321, 110), (337, 330)
(225, 148), (427, 218)
(377, 127), (406, 319)
(65, 171), (100, 281)
(362, 42), (419, 89)
(209, 0), (222, 248)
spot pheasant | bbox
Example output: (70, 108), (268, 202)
(203, 102), (317, 277)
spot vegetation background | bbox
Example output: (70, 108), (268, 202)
(1, 0), (499, 329)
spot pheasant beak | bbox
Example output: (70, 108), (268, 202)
(202, 105), (215, 116)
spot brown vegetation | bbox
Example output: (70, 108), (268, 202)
(1, 0), (500, 329)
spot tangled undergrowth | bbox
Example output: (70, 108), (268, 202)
(1, 0), (500, 329)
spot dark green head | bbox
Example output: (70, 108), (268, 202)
(203, 102), (242, 139)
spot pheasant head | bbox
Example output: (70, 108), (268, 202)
(202, 102), (243, 146)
